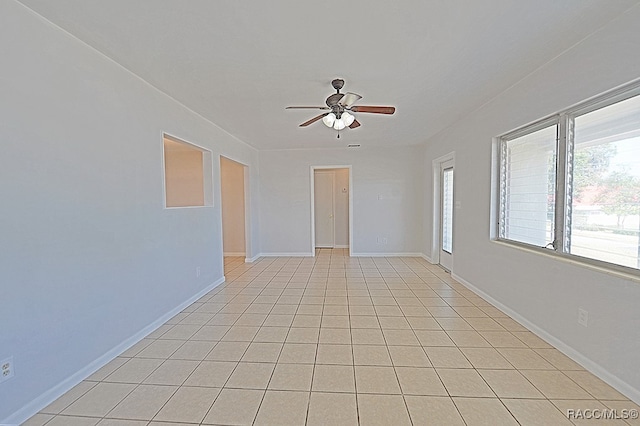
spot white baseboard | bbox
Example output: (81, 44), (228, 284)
(259, 252), (314, 257)
(2, 277), (226, 426)
(351, 252), (425, 257)
(245, 254), (261, 263)
(452, 272), (640, 405)
(420, 253), (435, 264)
(223, 251), (246, 257)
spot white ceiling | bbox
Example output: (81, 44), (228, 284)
(18, 0), (639, 150)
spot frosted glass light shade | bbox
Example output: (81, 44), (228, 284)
(342, 111), (355, 126)
(333, 118), (346, 130)
(323, 113), (336, 127)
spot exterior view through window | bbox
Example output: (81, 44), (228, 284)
(498, 82), (640, 272)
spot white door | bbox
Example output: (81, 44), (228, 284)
(314, 171), (335, 248)
(440, 161), (454, 271)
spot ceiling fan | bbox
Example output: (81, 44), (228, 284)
(286, 79), (395, 136)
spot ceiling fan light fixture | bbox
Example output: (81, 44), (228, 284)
(333, 118), (346, 130)
(322, 112), (336, 127)
(342, 111), (355, 126)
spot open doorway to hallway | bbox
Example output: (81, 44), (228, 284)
(311, 167), (351, 254)
(220, 156), (249, 274)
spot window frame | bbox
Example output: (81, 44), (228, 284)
(495, 80), (640, 277)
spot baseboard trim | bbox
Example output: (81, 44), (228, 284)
(245, 254), (261, 263)
(420, 253), (435, 264)
(223, 251), (246, 257)
(452, 272), (640, 405)
(351, 252), (425, 257)
(259, 252), (314, 257)
(3, 277), (226, 426)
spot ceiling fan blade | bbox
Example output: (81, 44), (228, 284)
(300, 113), (329, 127)
(286, 106), (331, 110)
(349, 119), (361, 129)
(350, 106), (395, 114)
(339, 92), (363, 107)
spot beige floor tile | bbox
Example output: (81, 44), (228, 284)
(534, 348), (585, 370)
(98, 419), (148, 426)
(312, 364), (356, 392)
(494, 317), (528, 331)
(415, 330), (455, 346)
(405, 396), (465, 425)
(349, 315), (380, 328)
(62, 382), (136, 417)
(351, 328), (385, 345)
(424, 346), (472, 368)
(183, 360), (236, 387)
(287, 327), (320, 343)
(479, 331), (527, 348)
(202, 388), (263, 425)
(268, 363), (314, 391)
(374, 305), (404, 316)
(601, 400), (640, 426)
(157, 324), (200, 340)
(349, 305), (377, 315)
(321, 315), (350, 328)
(564, 370), (629, 400)
(190, 325), (230, 341)
(318, 327), (351, 344)
(143, 360), (198, 386)
(503, 398), (573, 425)
(307, 392), (358, 426)
(169, 340), (216, 360)
(87, 358), (128, 381)
(460, 347), (513, 369)
(453, 397), (518, 426)
(225, 362), (275, 389)
(406, 316), (442, 330)
(497, 347), (555, 369)
(353, 345), (392, 366)
(41, 381), (97, 414)
(378, 316), (411, 329)
(357, 394), (412, 426)
(254, 390), (309, 425)
(465, 317), (505, 331)
(437, 368), (495, 397)
(551, 399), (615, 426)
(235, 313), (267, 326)
(205, 341), (250, 361)
(253, 326), (289, 342)
(297, 304), (324, 315)
(221, 325), (260, 341)
(292, 314), (322, 327)
(153, 386), (219, 423)
(388, 345), (431, 367)
(479, 369), (544, 398)
(512, 330), (554, 348)
(106, 384), (176, 420)
(355, 365), (401, 394)
(41, 416), (101, 426)
(22, 413), (54, 426)
(446, 330), (491, 347)
(241, 342), (283, 363)
(382, 329), (420, 346)
(278, 343), (317, 364)
(105, 358), (163, 383)
(395, 367), (448, 396)
(521, 370), (593, 399)
(316, 344), (353, 365)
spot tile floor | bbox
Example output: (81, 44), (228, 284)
(24, 249), (640, 425)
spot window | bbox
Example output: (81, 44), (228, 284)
(163, 134), (213, 208)
(497, 81), (640, 273)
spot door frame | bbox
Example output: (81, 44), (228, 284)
(310, 165), (353, 257)
(219, 155), (253, 262)
(431, 152), (455, 267)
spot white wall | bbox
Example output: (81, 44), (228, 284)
(220, 156), (246, 255)
(259, 146), (424, 256)
(422, 4), (640, 402)
(0, 2), (259, 422)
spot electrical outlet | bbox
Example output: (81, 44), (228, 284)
(0, 357), (14, 383)
(578, 308), (588, 327)
(196, 267), (201, 278)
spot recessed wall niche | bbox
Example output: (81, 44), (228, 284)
(163, 134), (213, 208)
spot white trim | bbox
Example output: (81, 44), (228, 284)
(259, 252), (314, 257)
(431, 152), (455, 268)
(351, 252), (425, 257)
(452, 272), (640, 405)
(223, 252), (246, 257)
(420, 253), (436, 264)
(245, 254), (261, 263)
(2, 277), (226, 426)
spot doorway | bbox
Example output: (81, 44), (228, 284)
(311, 166), (351, 255)
(220, 156), (250, 273)
(432, 153), (455, 272)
